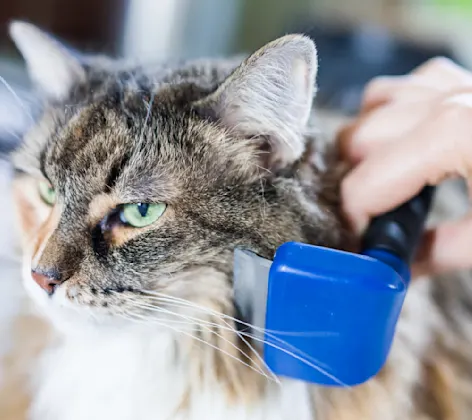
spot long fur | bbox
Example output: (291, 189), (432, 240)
(1, 21), (472, 420)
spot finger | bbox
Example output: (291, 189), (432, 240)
(360, 76), (403, 113)
(413, 57), (472, 89)
(341, 75), (449, 160)
(360, 57), (472, 114)
(361, 75), (444, 114)
(339, 100), (433, 163)
(342, 94), (472, 231)
(412, 214), (472, 276)
(351, 88), (472, 162)
(341, 114), (464, 232)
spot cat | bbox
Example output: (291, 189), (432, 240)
(2, 20), (472, 420)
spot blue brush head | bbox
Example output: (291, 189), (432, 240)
(263, 242), (408, 386)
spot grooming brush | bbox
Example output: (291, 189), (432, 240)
(233, 186), (435, 386)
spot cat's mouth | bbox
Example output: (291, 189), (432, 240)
(22, 256), (232, 331)
(21, 267), (140, 331)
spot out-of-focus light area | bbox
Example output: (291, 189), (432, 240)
(0, 0), (471, 152)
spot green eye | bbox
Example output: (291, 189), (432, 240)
(38, 181), (56, 205)
(119, 203), (166, 227)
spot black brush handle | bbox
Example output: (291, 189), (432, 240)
(361, 186), (436, 264)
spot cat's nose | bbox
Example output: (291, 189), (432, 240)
(31, 269), (61, 295)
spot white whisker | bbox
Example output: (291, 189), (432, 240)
(138, 93), (155, 146)
(120, 309), (276, 383)
(139, 291), (338, 337)
(238, 330), (350, 388)
(119, 295), (271, 380)
(0, 75), (35, 125)
(2, 128), (21, 141)
(217, 314), (280, 385)
(133, 291), (347, 386)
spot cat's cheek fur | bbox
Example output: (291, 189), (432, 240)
(12, 176), (51, 248)
(12, 177), (58, 313)
(10, 185), (80, 332)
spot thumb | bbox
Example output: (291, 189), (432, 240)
(412, 213), (472, 277)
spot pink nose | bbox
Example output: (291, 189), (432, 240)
(31, 270), (61, 295)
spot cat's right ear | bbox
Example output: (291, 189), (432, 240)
(193, 34), (318, 171)
(9, 21), (86, 101)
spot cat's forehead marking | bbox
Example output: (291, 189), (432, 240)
(37, 99), (189, 209)
(42, 105), (131, 191)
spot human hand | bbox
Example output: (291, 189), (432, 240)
(338, 57), (472, 276)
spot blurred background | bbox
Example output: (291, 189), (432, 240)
(0, 0), (471, 149)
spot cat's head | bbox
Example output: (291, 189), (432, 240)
(10, 22), (345, 338)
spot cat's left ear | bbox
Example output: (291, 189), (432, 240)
(9, 21), (86, 101)
(195, 34), (318, 169)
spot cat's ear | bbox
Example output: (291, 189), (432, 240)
(195, 34), (317, 168)
(9, 21), (86, 101)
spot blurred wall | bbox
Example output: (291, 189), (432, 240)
(0, 0), (127, 55)
(2, 1), (471, 63)
(235, 0), (311, 52)
(122, 0), (243, 61)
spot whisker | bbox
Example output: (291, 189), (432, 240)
(0, 75), (36, 125)
(2, 128), (21, 141)
(138, 93), (155, 146)
(239, 330), (350, 388)
(120, 309), (276, 383)
(119, 295), (271, 379)
(215, 312), (280, 385)
(139, 291), (338, 337)
(133, 291), (345, 385)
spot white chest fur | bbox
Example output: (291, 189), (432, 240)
(29, 327), (313, 420)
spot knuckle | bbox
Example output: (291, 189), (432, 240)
(364, 76), (390, 95)
(420, 56), (455, 73)
(439, 94), (472, 122)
